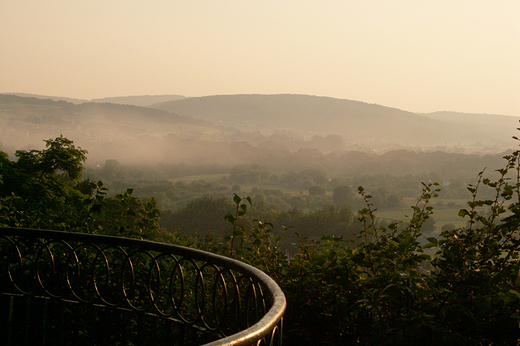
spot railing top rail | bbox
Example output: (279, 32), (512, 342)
(0, 227), (286, 346)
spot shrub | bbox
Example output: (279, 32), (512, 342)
(223, 132), (520, 345)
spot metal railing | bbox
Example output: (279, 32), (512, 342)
(0, 227), (286, 346)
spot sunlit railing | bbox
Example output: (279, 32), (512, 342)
(0, 227), (286, 346)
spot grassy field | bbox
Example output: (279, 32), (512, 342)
(164, 173), (481, 235)
(168, 173), (229, 183)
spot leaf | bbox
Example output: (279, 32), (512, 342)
(388, 240), (399, 247)
(426, 237), (438, 246)
(509, 289), (520, 299)
(458, 209), (469, 218)
(224, 213), (235, 223)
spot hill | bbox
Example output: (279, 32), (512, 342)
(1, 92), (88, 104)
(151, 94), (518, 150)
(424, 111), (518, 127)
(91, 95), (186, 107)
(0, 95), (225, 164)
(1, 93), (518, 166)
(1, 93), (186, 107)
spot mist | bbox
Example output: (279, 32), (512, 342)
(2, 92), (519, 231)
(1, 93), (518, 169)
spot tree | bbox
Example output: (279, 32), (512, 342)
(15, 135), (87, 180)
(333, 185), (353, 207)
(0, 136), (88, 229)
(0, 136), (164, 240)
(99, 159), (120, 179)
(308, 185), (326, 196)
(160, 197), (233, 239)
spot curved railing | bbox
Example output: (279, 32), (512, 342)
(0, 227), (286, 346)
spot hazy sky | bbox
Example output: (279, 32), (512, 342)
(1, 1), (519, 115)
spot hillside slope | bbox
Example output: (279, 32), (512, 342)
(2, 94), (518, 165)
(152, 94), (519, 149)
(1, 93), (186, 107)
(91, 95), (185, 107)
(0, 95), (224, 163)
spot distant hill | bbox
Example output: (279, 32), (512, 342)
(423, 111), (518, 127)
(1, 93), (88, 104)
(91, 95), (186, 107)
(0, 94), (198, 124)
(2, 93), (519, 165)
(1, 93), (186, 107)
(150, 94), (519, 149)
(151, 94), (438, 143)
(0, 94), (225, 163)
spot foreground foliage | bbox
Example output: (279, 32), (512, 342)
(3, 135), (520, 345)
(0, 136), (165, 240)
(213, 138), (520, 345)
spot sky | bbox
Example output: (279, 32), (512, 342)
(1, 1), (519, 116)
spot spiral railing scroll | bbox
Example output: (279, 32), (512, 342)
(0, 227), (286, 346)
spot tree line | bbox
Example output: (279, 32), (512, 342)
(83, 147), (504, 214)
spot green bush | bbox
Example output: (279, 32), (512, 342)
(219, 138), (520, 345)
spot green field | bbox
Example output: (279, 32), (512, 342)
(168, 173), (229, 183)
